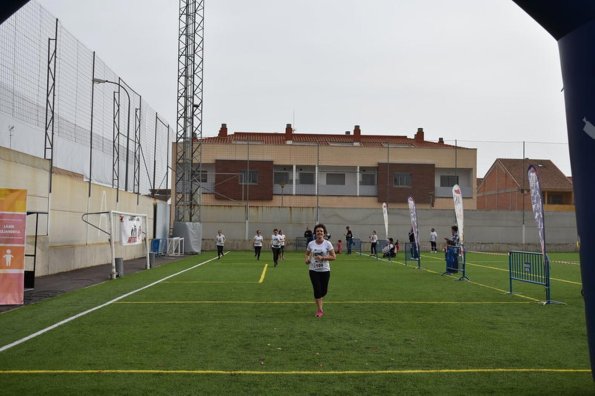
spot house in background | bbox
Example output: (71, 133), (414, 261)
(477, 158), (574, 211)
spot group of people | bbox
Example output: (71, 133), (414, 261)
(252, 228), (286, 266)
(366, 225), (459, 259)
(215, 223), (460, 319)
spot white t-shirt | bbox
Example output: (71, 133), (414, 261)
(307, 239), (334, 272)
(271, 234), (281, 248)
(253, 234), (263, 247)
(216, 234), (225, 246)
(370, 234), (378, 243)
(430, 231), (438, 242)
(279, 234), (286, 247)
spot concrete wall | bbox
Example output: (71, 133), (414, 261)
(1, 146), (577, 278)
(1, 147), (157, 276)
(198, 205), (577, 253)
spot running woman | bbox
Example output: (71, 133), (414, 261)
(304, 223), (336, 318)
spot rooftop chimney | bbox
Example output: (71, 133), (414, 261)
(218, 123), (228, 138)
(415, 127), (425, 143)
(345, 131), (350, 135)
(285, 123), (293, 142)
(353, 125), (361, 144)
(438, 137), (444, 144)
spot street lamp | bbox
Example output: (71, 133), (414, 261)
(93, 78), (132, 191)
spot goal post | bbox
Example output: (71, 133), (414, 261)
(82, 210), (150, 279)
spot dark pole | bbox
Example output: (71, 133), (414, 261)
(153, 113), (158, 196)
(512, 0), (595, 379)
(88, 52), (96, 197)
(92, 78), (132, 197)
(120, 77), (132, 192)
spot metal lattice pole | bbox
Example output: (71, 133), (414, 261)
(175, 0), (204, 223)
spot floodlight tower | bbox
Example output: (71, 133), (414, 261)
(175, 0), (204, 224)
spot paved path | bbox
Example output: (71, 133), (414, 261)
(0, 255), (185, 313)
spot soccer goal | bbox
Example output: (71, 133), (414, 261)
(82, 210), (149, 279)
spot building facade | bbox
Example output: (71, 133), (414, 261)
(477, 158), (574, 211)
(174, 124), (477, 212)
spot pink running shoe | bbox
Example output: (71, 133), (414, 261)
(315, 310), (324, 318)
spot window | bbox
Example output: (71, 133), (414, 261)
(192, 169), (208, 183)
(326, 173), (345, 185)
(240, 170), (258, 185)
(440, 175), (459, 187)
(274, 171), (290, 186)
(547, 192), (564, 205)
(299, 172), (315, 185)
(393, 173), (411, 187)
(360, 173), (376, 186)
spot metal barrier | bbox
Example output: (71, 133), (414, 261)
(442, 246), (468, 281)
(404, 242), (421, 269)
(508, 250), (557, 304)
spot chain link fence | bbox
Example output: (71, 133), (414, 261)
(0, 1), (173, 195)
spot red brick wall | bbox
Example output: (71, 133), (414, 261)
(477, 164), (530, 210)
(377, 163), (435, 204)
(214, 160), (273, 201)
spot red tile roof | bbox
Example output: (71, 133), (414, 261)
(492, 158), (572, 191)
(199, 131), (464, 149)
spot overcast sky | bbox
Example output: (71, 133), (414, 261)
(36, 0), (570, 176)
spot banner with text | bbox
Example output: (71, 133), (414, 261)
(0, 189), (27, 305)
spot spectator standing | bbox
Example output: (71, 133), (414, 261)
(304, 227), (313, 245)
(369, 230), (378, 257)
(345, 226), (354, 254)
(445, 225), (460, 247)
(408, 227), (418, 259)
(430, 228), (438, 253)
(444, 225), (460, 274)
(215, 230), (226, 259)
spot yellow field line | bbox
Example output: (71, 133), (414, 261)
(258, 264), (268, 284)
(550, 277), (582, 286)
(165, 281), (256, 284)
(0, 368), (589, 375)
(115, 300), (532, 305)
(464, 280), (541, 303)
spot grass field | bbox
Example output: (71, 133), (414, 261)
(0, 249), (593, 395)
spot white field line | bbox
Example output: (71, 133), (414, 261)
(0, 256), (218, 353)
(358, 252), (541, 303)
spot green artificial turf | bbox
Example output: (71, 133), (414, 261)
(0, 250), (593, 395)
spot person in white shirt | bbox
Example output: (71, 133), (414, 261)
(253, 229), (264, 260)
(304, 223), (336, 318)
(215, 230), (225, 259)
(369, 230), (378, 257)
(271, 228), (282, 267)
(430, 228), (438, 253)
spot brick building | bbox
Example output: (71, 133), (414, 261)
(477, 158), (574, 211)
(174, 124), (477, 210)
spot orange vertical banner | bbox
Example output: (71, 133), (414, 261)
(0, 189), (27, 305)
